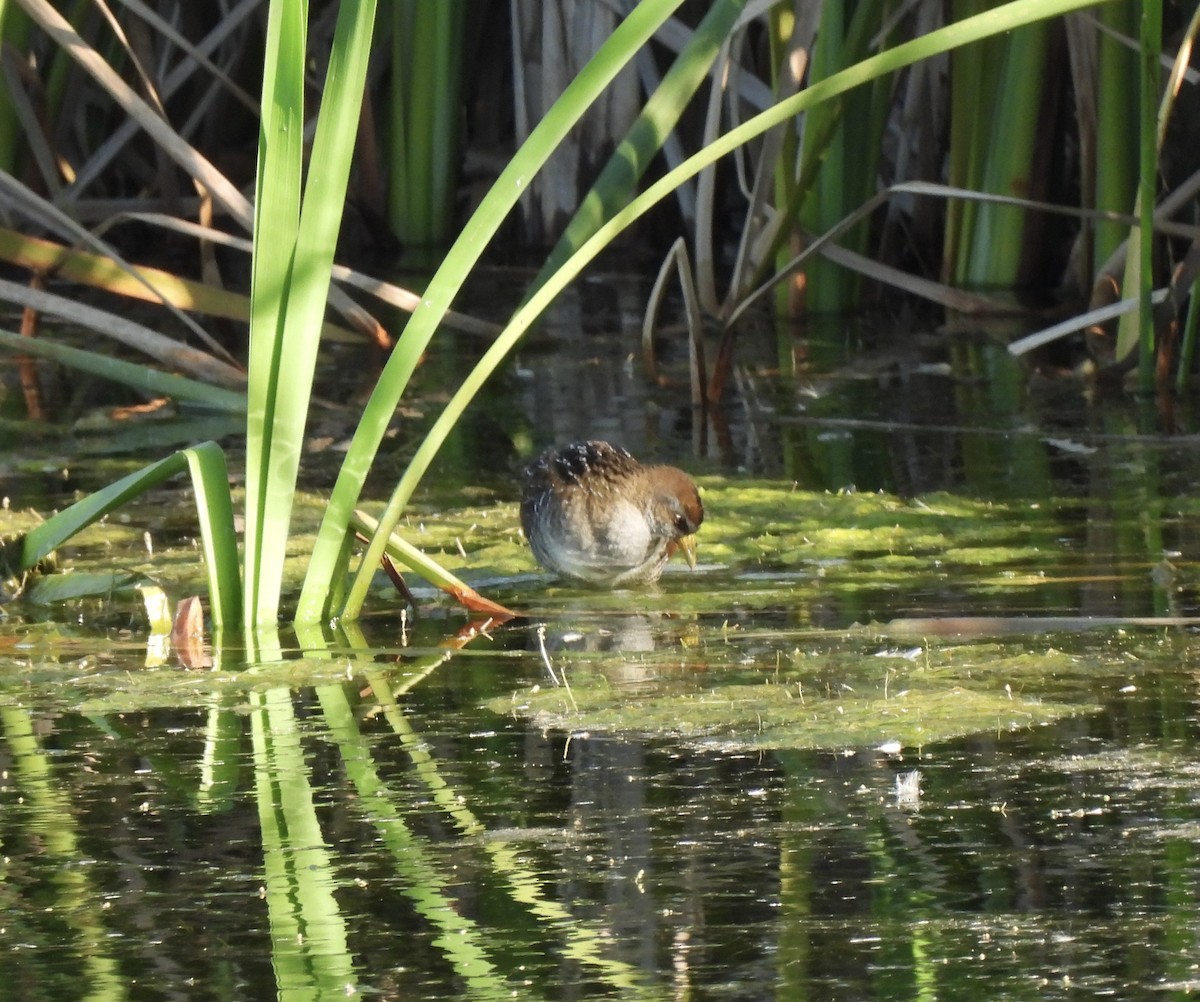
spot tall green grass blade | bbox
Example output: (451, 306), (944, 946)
(945, 0), (1002, 283)
(1135, 0), (1161, 390)
(245, 0), (377, 627)
(1114, 0), (1165, 376)
(1093, 2), (1138, 273)
(962, 21), (1049, 288)
(187, 443), (241, 631)
(389, 0), (466, 247)
(0, 328), (246, 411)
(0, 2), (33, 175)
(18, 441), (240, 628)
(297, 0), (688, 624)
(243, 0), (304, 627)
(331, 0), (1119, 622)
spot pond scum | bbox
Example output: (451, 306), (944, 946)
(2, 479), (1121, 744)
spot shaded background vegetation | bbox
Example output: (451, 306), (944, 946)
(2, 1), (1197, 373)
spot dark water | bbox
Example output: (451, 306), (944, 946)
(5, 633), (1200, 1000)
(5, 294), (1200, 999)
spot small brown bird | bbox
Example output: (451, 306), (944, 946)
(520, 441), (704, 586)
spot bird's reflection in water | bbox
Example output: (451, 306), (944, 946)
(531, 611), (700, 693)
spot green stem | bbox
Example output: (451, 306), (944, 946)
(1137, 0), (1160, 392)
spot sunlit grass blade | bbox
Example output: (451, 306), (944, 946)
(242, 0), (304, 629)
(298, 0), (689, 624)
(349, 510), (514, 619)
(16, 440), (240, 628)
(244, 0), (376, 627)
(0, 328), (246, 411)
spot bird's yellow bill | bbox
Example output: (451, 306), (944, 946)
(673, 533), (698, 569)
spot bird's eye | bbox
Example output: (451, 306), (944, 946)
(673, 513), (690, 534)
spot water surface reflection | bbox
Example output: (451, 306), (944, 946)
(4, 610), (1200, 998)
(7, 304), (1200, 998)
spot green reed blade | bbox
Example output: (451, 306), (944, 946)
(1093, 2), (1138, 274)
(0, 328), (246, 412)
(1113, 0), (1161, 385)
(1136, 0), (1161, 389)
(961, 20), (1049, 288)
(0, 2), (34, 175)
(243, 0), (304, 628)
(389, 0), (467, 246)
(18, 440), (240, 628)
(245, 0), (377, 627)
